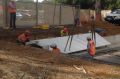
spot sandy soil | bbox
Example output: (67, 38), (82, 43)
(0, 41), (120, 79)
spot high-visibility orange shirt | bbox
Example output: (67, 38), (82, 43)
(18, 33), (30, 43)
(89, 40), (96, 56)
(52, 48), (60, 53)
(9, 2), (16, 13)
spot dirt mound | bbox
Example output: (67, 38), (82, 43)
(82, 21), (120, 36)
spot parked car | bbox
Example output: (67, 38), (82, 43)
(21, 10), (32, 18)
(16, 12), (23, 20)
(16, 12), (32, 20)
(105, 9), (120, 24)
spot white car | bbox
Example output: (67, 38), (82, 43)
(105, 9), (120, 24)
(16, 12), (23, 20)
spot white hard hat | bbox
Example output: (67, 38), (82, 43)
(87, 37), (91, 40)
(25, 30), (31, 34)
(50, 44), (57, 48)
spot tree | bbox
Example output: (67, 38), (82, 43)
(51, 0), (95, 9)
(51, 0), (120, 10)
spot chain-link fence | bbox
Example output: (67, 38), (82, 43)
(16, 1), (36, 28)
(1, 1), (78, 28)
(16, 2), (76, 27)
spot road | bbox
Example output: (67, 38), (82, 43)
(71, 43), (120, 65)
(94, 51), (120, 64)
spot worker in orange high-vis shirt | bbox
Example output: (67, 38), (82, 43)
(87, 37), (96, 58)
(50, 44), (60, 53)
(9, 0), (16, 29)
(17, 30), (31, 45)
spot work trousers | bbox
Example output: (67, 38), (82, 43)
(10, 12), (16, 29)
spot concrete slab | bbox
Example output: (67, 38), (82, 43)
(27, 33), (110, 54)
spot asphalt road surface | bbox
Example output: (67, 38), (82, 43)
(71, 43), (120, 65)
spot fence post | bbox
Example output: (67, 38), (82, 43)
(36, 0), (38, 26)
(59, 4), (62, 25)
(3, 0), (9, 29)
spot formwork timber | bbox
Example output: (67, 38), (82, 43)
(27, 33), (110, 54)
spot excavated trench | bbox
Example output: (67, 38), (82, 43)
(0, 21), (120, 65)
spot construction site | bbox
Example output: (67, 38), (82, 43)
(0, 0), (120, 79)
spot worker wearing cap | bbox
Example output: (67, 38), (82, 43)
(9, 0), (16, 29)
(50, 44), (60, 53)
(87, 37), (96, 58)
(61, 26), (69, 36)
(17, 30), (31, 45)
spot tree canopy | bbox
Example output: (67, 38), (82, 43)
(51, 0), (120, 10)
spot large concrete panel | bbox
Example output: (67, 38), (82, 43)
(27, 33), (110, 54)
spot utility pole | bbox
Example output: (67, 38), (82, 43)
(59, 4), (62, 25)
(53, 0), (56, 25)
(59, 0), (63, 25)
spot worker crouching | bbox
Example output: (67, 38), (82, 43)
(61, 26), (69, 36)
(50, 44), (60, 53)
(87, 37), (96, 59)
(17, 30), (31, 45)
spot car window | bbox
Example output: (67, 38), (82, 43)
(111, 11), (117, 14)
(111, 10), (120, 14)
(116, 11), (120, 14)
